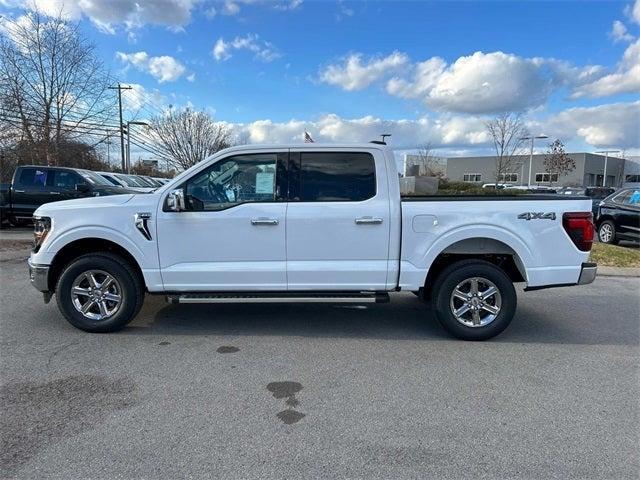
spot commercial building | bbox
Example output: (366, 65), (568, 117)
(445, 152), (626, 188)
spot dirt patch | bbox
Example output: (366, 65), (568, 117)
(0, 375), (137, 476)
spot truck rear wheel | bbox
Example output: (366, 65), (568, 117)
(430, 260), (516, 340)
(55, 253), (144, 333)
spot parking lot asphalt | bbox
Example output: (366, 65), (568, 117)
(1, 246), (639, 479)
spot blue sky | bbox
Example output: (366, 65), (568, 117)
(2, 0), (639, 158)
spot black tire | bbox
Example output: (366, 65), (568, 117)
(430, 259), (517, 341)
(597, 220), (618, 245)
(55, 252), (144, 333)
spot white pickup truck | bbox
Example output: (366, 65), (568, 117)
(28, 143), (597, 340)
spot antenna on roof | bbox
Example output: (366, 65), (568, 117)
(372, 133), (392, 145)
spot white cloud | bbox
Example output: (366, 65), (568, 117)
(541, 101), (640, 149)
(319, 52), (409, 91)
(212, 38), (231, 61)
(6, 0), (202, 33)
(208, 0), (302, 17)
(571, 39), (640, 98)
(322, 50), (605, 113)
(122, 83), (168, 115)
(625, 0), (640, 24)
(117, 51), (187, 83)
(226, 113), (487, 149)
(212, 34), (281, 62)
(610, 20), (634, 42)
(225, 101), (640, 151)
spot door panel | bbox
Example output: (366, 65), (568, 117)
(286, 150), (390, 290)
(156, 151), (288, 291)
(11, 168), (52, 217)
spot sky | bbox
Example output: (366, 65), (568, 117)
(1, 0), (639, 162)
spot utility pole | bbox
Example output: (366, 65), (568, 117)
(595, 150), (620, 187)
(109, 83), (132, 172)
(126, 121), (149, 174)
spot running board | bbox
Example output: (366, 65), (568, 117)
(166, 292), (390, 304)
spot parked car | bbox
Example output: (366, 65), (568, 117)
(98, 172), (150, 193)
(596, 188), (640, 244)
(108, 173), (155, 192)
(504, 185), (558, 194)
(558, 187), (615, 217)
(28, 143), (596, 340)
(0, 166), (138, 226)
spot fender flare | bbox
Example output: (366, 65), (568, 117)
(419, 224), (535, 282)
(45, 225), (149, 269)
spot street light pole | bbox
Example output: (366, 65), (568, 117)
(595, 150), (620, 187)
(520, 134), (548, 187)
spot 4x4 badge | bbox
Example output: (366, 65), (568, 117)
(518, 212), (556, 221)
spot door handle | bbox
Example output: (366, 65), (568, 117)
(355, 217), (383, 225)
(14, 189), (25, 193)
(251, 218), (279, 226)
(49, 191), (61, 195)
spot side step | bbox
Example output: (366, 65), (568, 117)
(166, 292), (390, 304)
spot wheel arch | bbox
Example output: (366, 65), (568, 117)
(417, 231), (530, 298)
(48, 238), (145, 293)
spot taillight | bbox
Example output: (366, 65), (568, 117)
(562, 212), (594, 252)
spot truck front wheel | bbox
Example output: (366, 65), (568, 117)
(55, 253), (144, 333)
(431, 260), (516, 340)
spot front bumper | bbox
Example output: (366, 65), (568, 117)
(577, 262), (597, 285)
(28, 259), (50, 292)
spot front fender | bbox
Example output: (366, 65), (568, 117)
(37, 225), (148, 268)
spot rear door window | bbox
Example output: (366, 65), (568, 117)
(296, 152), (376, 202)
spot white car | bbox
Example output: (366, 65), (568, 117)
(28, 143), (596, 340)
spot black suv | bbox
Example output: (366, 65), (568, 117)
(596, 188), (640, 244)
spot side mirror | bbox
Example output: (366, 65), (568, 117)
(166, 188), (186, 212)
(75, 183), (90, 193)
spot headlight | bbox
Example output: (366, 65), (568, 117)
(33, 216), (51, 252)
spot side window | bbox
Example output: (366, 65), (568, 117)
(298, 152), (376, 202)
(627, 190), (640, 205)
(51, 171), (80, 189)
(613, 191), (631, 204)
(184, 153), (280, 211)
(18, 168), (48, 188)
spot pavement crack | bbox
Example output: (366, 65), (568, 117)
(46, 341), (79, 369)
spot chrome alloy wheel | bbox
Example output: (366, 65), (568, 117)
(599, 223), (613, 243)
(449, 277), (502, 327)
(70, 270), (122, 321)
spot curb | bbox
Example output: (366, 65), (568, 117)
(597, 266), (640, 278)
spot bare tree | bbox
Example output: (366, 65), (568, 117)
(0, 10), (115, 165)
(543, 139), (575, 185)
(413, 142), (444, 177)
(149, 108), (232, 170)
(485, 113), (528, 185)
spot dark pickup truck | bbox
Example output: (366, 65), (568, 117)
(1, 165), (138, 226)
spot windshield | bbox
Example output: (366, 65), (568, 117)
(135, 176), (156, 187)
(100, 174), (121, 187)
(79, 170), (113, 186)
(114, 174), (144, 188)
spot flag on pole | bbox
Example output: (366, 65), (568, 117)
(304, 130), (314, 143)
